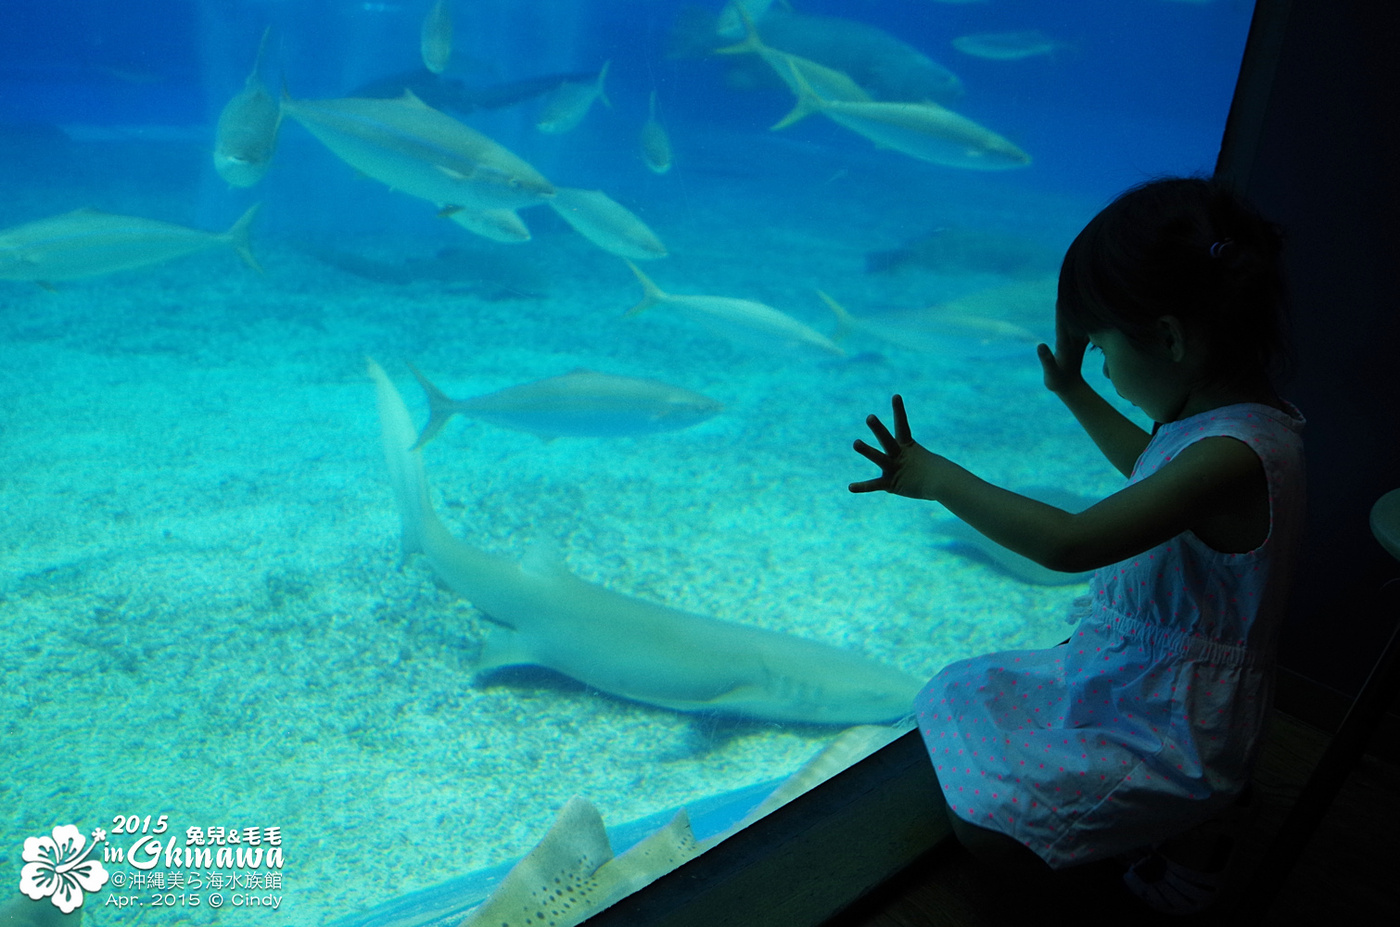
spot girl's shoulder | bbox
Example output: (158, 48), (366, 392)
(1159, 401), (1305, 445)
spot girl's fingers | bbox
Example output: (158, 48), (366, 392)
(848, 478), (885, 494)
(891, 394), (912, 444)
(864, 414), (897, 453)
(852, 439), (887, 466)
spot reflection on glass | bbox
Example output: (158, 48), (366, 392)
(0, 1), (1253, 924)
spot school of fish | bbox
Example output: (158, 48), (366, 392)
(0, 1), (1080, 732)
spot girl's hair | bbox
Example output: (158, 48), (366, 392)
(1057, 177), (1288, 374)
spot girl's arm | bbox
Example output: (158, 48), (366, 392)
(1037, 330), (1150, 478)
(851, 395), (1265, 573)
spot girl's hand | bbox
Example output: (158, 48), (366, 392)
(850, 395), (948, 500)
(1037, 316), (1089, 396)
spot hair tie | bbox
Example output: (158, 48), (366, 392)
(1209, 239), (1235, 259)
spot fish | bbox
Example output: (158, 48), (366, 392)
(444, 206), (531, 243)
(715, 5), (873, 109)
(405, 362), (721, 447)
(715, 0), (777, 40)
(212, 28), (282, 187)
(932, 487), (1096, 586)
(624, 261), (844, 356)
(820, 283), (1049, 355)
(0, 205), (260, 282)
(301, 244), (549, 299)
(952, 30), (1067, 62)
(548, 188), (667, 261)
(348, 69), (597, 116)
(420, 0), (453, 74)
(535, 61), (611, 134)
(778, 62), (1030, 170)
(370, 358), (918, 723)
(639, 90), (673, 174)
(674, 7), (964, 105)
(281, 90), (555, 210)
(865, 226), (1060, 277)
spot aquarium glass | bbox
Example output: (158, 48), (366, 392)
(0, 1), (1254, 924)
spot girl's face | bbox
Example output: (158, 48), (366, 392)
(1088, 327), (1185, 423)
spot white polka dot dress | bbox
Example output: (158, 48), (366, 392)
(916, 402), (1306, 868)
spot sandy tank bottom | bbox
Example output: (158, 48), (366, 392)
(0, 165), (1136, 926)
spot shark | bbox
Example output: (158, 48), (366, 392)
(370, 358), (920, 724)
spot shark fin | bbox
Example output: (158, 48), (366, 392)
(475, 625), (534, 674)
(465, 796), (614, 927)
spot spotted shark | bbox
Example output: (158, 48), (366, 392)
(369, 358), (920, 724)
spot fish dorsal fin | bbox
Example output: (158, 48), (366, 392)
(398, 89), (432, 109)
(465, 796), (615, 926)
(593, 809), (700, 903)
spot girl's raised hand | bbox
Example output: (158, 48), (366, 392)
(850, 394), (946, 500)
(1037, 313), (1090, 396)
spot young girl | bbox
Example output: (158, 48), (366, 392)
(851, 177), (1304, 912)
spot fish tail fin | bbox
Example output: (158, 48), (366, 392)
(405, 361), (460, 450)
(816, 290), (855, 341)
(772, 58), (822, 130)
(647, 89), (658, 119)
(250, 25), (273, 81)
(368, 358), (431, 560)
(715, 0), (766, 56)
(623, 259), (665, 316)
(224, 203), (263, 273)
(596, 60), (612, 108)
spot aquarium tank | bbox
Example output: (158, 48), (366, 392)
(0, 1), (1254, 924)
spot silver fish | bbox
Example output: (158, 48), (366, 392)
(779, 61), (1030, 170)
(535, 61), (610, 134)
(639, 90), (673, 174)
(406, 362), (720, 447)
(0, 205), (260, 282)
(420, 0), (453, 74)
(212, 28), (282, 187)
(548, 188), (667, 261)
(626, 261), (843, 356)
(443, 205), (531, 243)
(952, 31), (1067, 62)
(282, 90), (554, 210)
(820, 285), (1047, 356)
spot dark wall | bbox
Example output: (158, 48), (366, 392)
(1219, 0), (1400, 696)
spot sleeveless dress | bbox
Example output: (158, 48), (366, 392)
(914, 402), (1306, 868)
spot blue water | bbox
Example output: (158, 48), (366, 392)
(1, 2), (1252, 924)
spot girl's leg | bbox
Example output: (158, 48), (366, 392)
(945, 806), (1054, 877)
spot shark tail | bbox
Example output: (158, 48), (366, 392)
(369, 358), (431, 560)
(623, 259), (666, 316)
(406, 362), (461, 450)
(223, 203), (263, 273)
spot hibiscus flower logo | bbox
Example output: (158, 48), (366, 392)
(19, 825), (109, 914)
